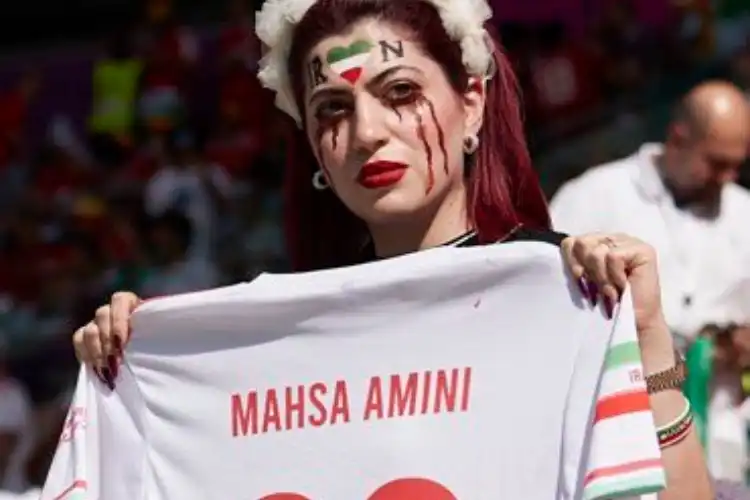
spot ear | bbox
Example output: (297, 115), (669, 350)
(461, 76), (486, 138)
(668, 121), (691, 147)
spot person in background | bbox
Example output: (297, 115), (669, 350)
(139, 210), (221, 298)
(525, 22), (602, 126)
(591, 0), (652, 96)
(88, 30), (143, 168)
(135, 0), (198, 135)
(0, 341), (33, 494)
(730, 36), (750, 98)
(0, 71), (40, 212)
(143, 130), (232, 261)
(550, 80), (750, 482)
(0, 71), (39, 171)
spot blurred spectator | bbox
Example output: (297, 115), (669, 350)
(140, 210), (220, 297)
(664, 0), (717, 70)
(526, 22), (602, 125)
(218, 0), (259, 69)
(0, 341), (33, 493)
(29, 140), (96, 215)
(550, 81), (750, 481)
(0, 71), (39, 170)
(88, 30), (143, 168)
(730, 37), (750, 96)
(135, 0), (199, 135)
(205, 0), (269, 179)
(0, 72), (39, 211)
(144, 131), (232, 260)
(592, 0), (652, 96)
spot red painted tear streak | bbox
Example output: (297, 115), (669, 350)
(390, 105), (402, 122)
(313, 126), (334, 191)
(331, 122), (340, 151)
(422, 97), (448, 174)
(413, 104), (434, 194)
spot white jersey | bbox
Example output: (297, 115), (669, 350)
(41, 241), (665, 500)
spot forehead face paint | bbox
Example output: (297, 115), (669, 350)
(307, 55), (328, 88)
(379, 40), (404, 63)
(325, 39), (373, 85)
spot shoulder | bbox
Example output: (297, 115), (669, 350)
(724, 183), (750, 211)
(555, 158), (635, 196)
(502, 227), (568, 248)
(723, 184), (750, 248)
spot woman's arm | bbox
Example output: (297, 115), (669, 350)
(561, 233), (713, 499)
(639, 324), (713, 500)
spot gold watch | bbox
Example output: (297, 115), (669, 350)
(645, 348), (687, 395)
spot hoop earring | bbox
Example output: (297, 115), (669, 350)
(312, 170), (329, 190)
(463, 134), (479, 154)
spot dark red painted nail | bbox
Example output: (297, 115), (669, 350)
(577, 278), (589, 300)
(604, 296), (614, 319)
(107, 355), (119, 380)
(93, 367), (107, 386)
(101, 367), (115, 391)
(587, 282), (599, 307)
(113, 335), (123, 355)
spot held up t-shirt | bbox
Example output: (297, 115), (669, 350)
(41, 241), (666, 500)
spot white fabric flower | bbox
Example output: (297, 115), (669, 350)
(255, 0), (495, 127)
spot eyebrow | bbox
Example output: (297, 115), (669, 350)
(308, 64), (424, 105)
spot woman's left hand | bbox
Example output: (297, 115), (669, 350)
(561, 233), (674, 361)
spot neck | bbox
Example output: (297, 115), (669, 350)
(368, 185), (472, 258)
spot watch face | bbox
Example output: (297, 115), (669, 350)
(675, 346), (686, 363)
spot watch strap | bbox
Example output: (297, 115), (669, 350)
(645, 349), (687, 395)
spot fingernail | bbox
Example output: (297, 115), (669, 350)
(577, 278), (589, 299)
(107, 355), (119, 379)
(587, 282), (599, 306)
(604, 296), (614, 319)
(101, 367), (115, 391)
(113, 336), (123, 354)
(93, 367), (107, 385)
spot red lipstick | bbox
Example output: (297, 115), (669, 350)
(357, 160), (408, 189)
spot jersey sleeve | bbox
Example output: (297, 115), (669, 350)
(561, 288), (666, 500)
(40, 364), (146, 500)
(39, 366), (100, 500)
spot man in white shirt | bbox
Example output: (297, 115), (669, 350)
(550, 80), (750, 481)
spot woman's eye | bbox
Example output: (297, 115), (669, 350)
(384, 82), (419, 104)
(315, 100), (351, 121)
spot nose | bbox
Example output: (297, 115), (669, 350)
(352, 93), (389, 155)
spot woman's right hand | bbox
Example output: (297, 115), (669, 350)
(72, 291), (142, 386)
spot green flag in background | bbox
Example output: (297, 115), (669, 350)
(683, 335), (714, 450)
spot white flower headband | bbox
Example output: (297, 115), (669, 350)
(255, 0), (495, 127)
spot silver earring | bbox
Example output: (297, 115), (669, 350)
(312, 170), (329, 190)
(463, 134), (479, 154)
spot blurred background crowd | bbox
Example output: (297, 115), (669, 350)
(0, 0), (748, 494)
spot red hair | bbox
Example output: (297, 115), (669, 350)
(282, 0), (550, 271)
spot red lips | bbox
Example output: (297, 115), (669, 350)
(357, 161), (408, 189)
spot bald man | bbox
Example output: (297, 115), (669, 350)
(550, 81), (750, 481)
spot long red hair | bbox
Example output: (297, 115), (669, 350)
(281, 0), (550, 271)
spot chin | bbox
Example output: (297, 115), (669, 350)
(352, 187), (436, 224)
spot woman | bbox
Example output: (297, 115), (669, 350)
(72, 0), (712, 497)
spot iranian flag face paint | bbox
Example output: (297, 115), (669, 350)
(326, 40), (374, 85)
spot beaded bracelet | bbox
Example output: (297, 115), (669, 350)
(656, 397), (694, 449)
